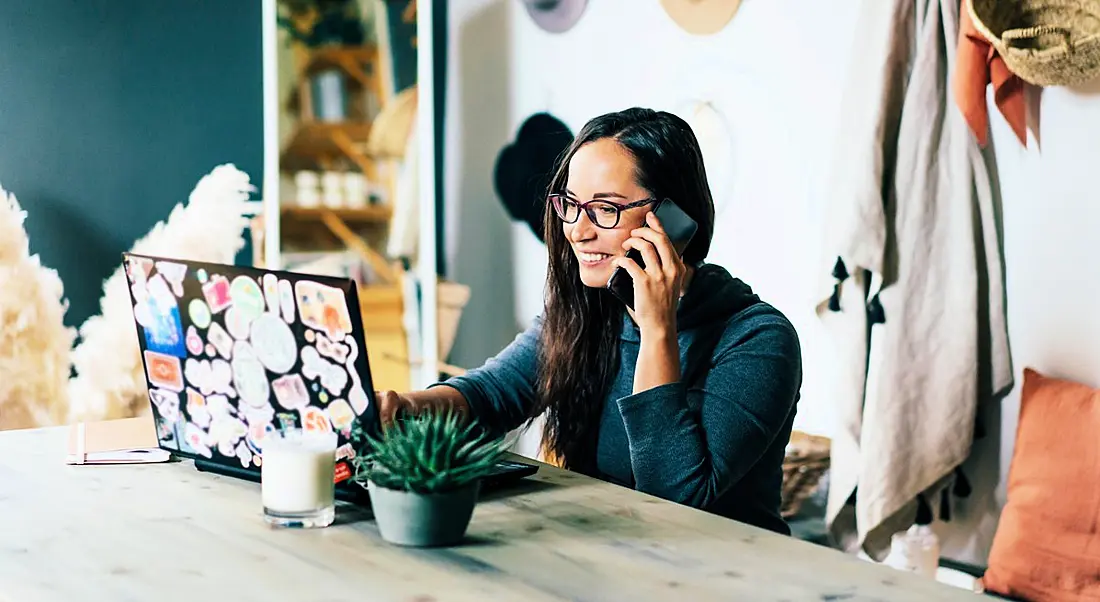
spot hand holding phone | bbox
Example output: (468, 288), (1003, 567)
(606, 200), (698, 309)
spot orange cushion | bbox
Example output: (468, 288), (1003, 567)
(982, 368), (1100, 601)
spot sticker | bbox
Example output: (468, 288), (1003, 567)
(207, 322), (233, 359)
(275, 412), (297, 431)
(335, 443), (356, 462)
(327, 399), (355, 432)
(319, 392), (329, 403)
(315, 332), (350, 364)
(272, 374), (310, 410)
(344, 334), (369, 415)
(141, 275), (186, 358)
(279, 279), (296, 324)
(185, 326), (203, 356)
(196, 268), (208, 283)
(183, 423), (213, 458)
(149, 388), (181, 422)
(157, 418), (180, 452)
(300, 406), (332, 433)
(238, 401), (274, 429)
(204, 393), (235, 419)
(249, 313), (297, 373)
(202, 275), (232, 314)
(245, 421), (276, 455)
(205, 343), (216, 357)
(229, 275), (265, 320)
(210, 415), (247, 457)
(304, 330), (316, 343)
(186, 389), (211, 428)
(225, 307), (255, 341)
(262, 273), (279, 314)
(184, 358), (234, 396)
(254, 455), (262, 468)
(188, 299), (212, 329)
(334, 462), (351, 483)
(235, 440), (253, 468)
(231, 341), (270, 408)
(295, 280), (352, 340)
(126, 256), (153, 288)
(132, 300), (153, 328)
(145, 350), (183, 392)
(155, 261), (187, 297)
(301, 345), (348, 394)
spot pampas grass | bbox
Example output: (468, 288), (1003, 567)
(0, 185), (77, 431)
(67, 164), (255, 423)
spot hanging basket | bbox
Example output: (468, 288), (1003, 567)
(781, 431), (831, 519)
(969, 0), (1100, 86)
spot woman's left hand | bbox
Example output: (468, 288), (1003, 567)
(610, 211), (686, 337)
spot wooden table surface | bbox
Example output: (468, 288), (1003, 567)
(0, 426), (981, 602)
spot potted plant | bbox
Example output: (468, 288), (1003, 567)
(350, 410), (511, 547)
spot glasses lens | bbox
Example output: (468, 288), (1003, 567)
(588, 201), (621, 228)
(551, 195), (580, 223)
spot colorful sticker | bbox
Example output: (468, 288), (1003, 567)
(186, 389), (211, 428)
(149, 388), (181, 422)
(249, 313), (297, 374)
(183, 423), (213, 458)
(185, 326), (203, 356)
(295, 280), (352, 340)
(155, 261), (187, 297)
(300, 406), (332, 433)
(344, 334), (369, 415)
(207, 322), (233, 359)
(126, 256), (153, 287)
(304, 330), (316, 343)
(275, 412), (297, 431)
(319, 392), (329, 403)
(327, 399), (355, 433)
(145, 350), (184, 392)
(184, 357), (235, 397)
(315, 332), (350, 364)
(231, 341), (270, 408)
(245, 421), (276, 456)
(334, 462), (351, 483)
(196, 268), (208, 283)
(205, 343), (216, 358)
(141, 275), (186, 358)
(225, 307), (253, 341)
(278, 279), (296, 324)
(157, 417), (180, 452)
(335, 443), (356, 462)
(262, 273), (279, 314)
(301, 345), (348, 394)
(202, 275), (232, 314)
(229, 275), (265, 320)
(272, 374), (310, 410)
(188, 299), (212, 329)
(238, 401), (274, 429)
(210, 415), (248, 457)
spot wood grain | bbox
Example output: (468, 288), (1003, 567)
(0, 427), (981, 602)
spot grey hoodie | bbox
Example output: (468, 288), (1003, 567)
(438, 263), (802, 535)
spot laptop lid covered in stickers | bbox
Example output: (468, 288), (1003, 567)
(121, 252), (379, 485)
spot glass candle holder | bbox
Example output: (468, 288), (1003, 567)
(261, 428), (337, 528)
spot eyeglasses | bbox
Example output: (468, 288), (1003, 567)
(548, 193), (659, 229)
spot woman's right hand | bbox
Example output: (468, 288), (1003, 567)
(374, 386), (471, 428)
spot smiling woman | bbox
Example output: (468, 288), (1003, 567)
(376, 107), (804, 535)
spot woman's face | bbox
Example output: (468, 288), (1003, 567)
(561, 138), (653, 288)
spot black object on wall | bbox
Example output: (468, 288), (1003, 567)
(0, 0), (263, 331)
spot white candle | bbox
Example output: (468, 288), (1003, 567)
(261, 429), (337, 528)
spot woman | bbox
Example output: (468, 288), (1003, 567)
(378, 108), (802, 535)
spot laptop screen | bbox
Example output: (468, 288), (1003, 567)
(122, 252), (380, 484)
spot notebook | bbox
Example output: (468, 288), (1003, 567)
(64, 415), (171, 465)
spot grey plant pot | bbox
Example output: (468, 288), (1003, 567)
(367, 480), (480, 547)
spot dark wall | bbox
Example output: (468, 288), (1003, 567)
(0, 0), (263, 330)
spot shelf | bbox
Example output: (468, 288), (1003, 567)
(280, 121), (374, 172)
(281, 205), (392, 225)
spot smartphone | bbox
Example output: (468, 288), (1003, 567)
(606, 200), (699, 309)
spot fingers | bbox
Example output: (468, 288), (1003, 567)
(632, 214), (682, 277)
(376, 390), (401, 427)
(622, 237), (662, 275)
(610, 254), (646, 282)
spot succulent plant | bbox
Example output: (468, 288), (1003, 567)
(351, 411), (511, 495)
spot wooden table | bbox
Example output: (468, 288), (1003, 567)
(0, 427), (980, 602)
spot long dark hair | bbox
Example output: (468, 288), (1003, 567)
(530, 107), (716, 474)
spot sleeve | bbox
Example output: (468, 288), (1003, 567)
(615, 310), (802, 508)
(431, 315), (542, 436)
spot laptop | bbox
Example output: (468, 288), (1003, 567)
(121, 252), (536, 503)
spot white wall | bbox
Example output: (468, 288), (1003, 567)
(443, 0), (1100, 565)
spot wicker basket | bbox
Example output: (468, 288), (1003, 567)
(969, 0), (1100, 86)
(781, 431), (831, 519)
